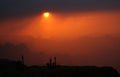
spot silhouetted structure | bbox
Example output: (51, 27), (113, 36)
(46, 57), (57, 68)
(21, 56), (24, 65)
(0, 58), (120, 77)
(0, 42), (120, 77)
(53, 57), (56, 67)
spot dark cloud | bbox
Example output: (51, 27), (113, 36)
(0, 0), (120, 19)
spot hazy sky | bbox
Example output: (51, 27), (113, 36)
(0, 0), (120, 72)
(0, 0), (120, 36)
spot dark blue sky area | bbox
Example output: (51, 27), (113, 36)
(0, 0), (120, 19)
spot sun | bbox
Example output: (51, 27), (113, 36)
(43, 12), (50, 18)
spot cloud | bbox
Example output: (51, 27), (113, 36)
(0, 0), (120, 19)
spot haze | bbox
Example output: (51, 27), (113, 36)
(0, 0), (120, 72)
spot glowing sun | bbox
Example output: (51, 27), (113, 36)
(43, 12), (50, 18)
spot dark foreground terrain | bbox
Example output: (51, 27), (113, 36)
(0, 59), (120, 77)
(0, 66), (120, 77)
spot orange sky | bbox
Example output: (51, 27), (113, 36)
(0, 10), (120, 54)
(26, 11), (120, 38)
(0, 11), (120, 72)
(0, 11), (119, 39)
(0, 10), (119, 53)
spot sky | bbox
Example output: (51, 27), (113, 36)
(0, 0), (120, 72)
(0, 0), (120, 19)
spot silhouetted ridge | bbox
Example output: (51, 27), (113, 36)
(0, 59), (120, 77)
